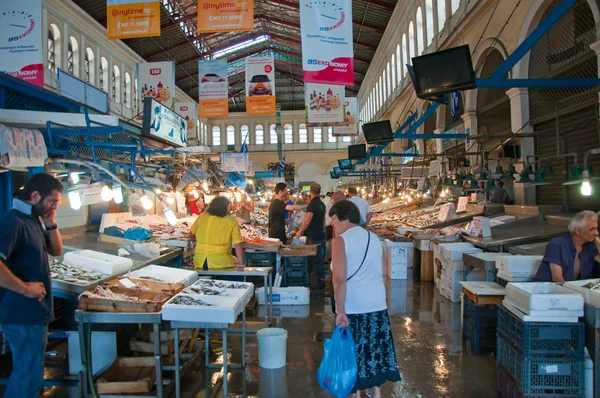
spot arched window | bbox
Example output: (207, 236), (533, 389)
(408, 22), (416, 63)
(416, 8), (424, 55)
(396, 44), (402, 84)
(67, 37), (79, 77)
(426, 0), (435, 46)
(386, 62), (391, 97)
(240, 125), (249, 144)
(313, 127), (322, 143)
(124, 73), (131, 108)
(391, 54), (396, 90)
(299, 123), (308, 143)
(451, 0), (460, 14)
(112, 65), (121, 103)
(100, 57), (109, 92)
(47, 24), (61, 72)
(226, 125), (235, 145)
(255, 124), (264, 145)
(84, 48), (95, 84)
(133, 78), (138, 112)
(376, 80), (380, 110)
(342, 135), (352, 143)
(437, 0), (447, 31)
(382, 69), (387, 101)
(269, 124), (277, 144)
(401, 34), (408, 77)
(284, 124), (293, 143)
(212, 126), (221, 146)
(328, 127), (336, 143)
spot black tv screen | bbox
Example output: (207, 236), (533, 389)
(412, 45), (475, 97)
(333, 167), (342, 175)
(338, 159), (353, 170)
(362, 120), (393, 144)
(330, 171), (340, 179)
(348, 144), (366, 160)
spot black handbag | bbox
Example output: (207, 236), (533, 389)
(331, 231), (371, 314)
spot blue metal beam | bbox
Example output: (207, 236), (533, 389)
(491, 0), (577, 79)
(477, 78), (600, 88)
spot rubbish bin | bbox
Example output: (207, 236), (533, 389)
(257, 328), (288, 369)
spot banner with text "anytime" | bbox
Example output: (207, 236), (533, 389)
(198, 0), (254, 33)
(106, 0), (160, 40)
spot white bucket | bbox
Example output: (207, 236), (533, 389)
(256, 328), (288, 369)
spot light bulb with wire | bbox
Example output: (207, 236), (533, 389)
(140, 195), (153, 210)
(166, 196), (175, 205)
(581, 180), (592, 196)
(164, 208), (178, 226)
(101, 185), (114, 201)
(202, 182), (209, 191)
(68, 189), (82, 210)
(70, 172), (80, 184)
(440, 190), (446, 198)
(112, 185), (123, 204)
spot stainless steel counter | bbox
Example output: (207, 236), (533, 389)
(509, 242), (549, 256)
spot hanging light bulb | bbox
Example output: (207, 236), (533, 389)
(101, 185), (114, 201)
(166, 196), (175, 205)
(155, 188), (162, 195)
(192, 190), (199, 199)
(140, 195), (153, 210)
(70, 172), (80, 184)
(248, 180), (254, 185)
(164, 208), (178, 226)
(440, 190), (446, 198)
(235, 192), (242, 202)
(581, 171), (592, 196)
(112, 185), (123, 204)
(68, 189), (82, 210)
(407, 196), (412, 203)
(202, 182), (209, 191)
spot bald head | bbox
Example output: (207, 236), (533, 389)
(332, 191), (346, 204)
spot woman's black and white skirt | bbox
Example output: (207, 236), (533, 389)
(348, 309), (401, 393)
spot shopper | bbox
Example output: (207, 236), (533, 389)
(347, 187), (372, 227)
(490, 180), (509, 204)
(233, 191), (255, 224)
(329, 200), (401, 397)
(0, 173), (64, 398)
(533, 211), (600, 282)
(295, 183), (327, 288)
(296, 191), (309, 205)
(186, 190), (204, 215)
(268, 183), (307, 243)
(189, 197), (245, 269)
(283, 191), (295, 222)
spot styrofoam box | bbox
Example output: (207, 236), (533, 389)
(503, 297), (583, 318)
(64, 250), (133, 275)
(190, 279), (254, 303)
(390, 261), (407, 280)
(502, 299), (580, 323)
(496, 271), (534, 282)
(442, 246), (483, 262)
(441, 260), (463, 272)
(563, 279), (600, 307)
(506, 283), (584, 313)
(443, 268), (486, 283)
(256, 287), (310, 305)
(497, 256), (543, 273)
(162, 294), (242, 324)
(128, 265), (198, 286)
(386, 241), (413, 265)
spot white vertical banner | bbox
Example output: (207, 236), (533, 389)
(136, 61), (176, 109)
(333, 97), (359, 136)
(175, 102), (198, 139)
(300, 1), (354, 85)
(304, 83), (344, 124)
(0, 0), (43, 87)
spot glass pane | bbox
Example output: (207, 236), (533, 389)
(313, 127), (322, 143)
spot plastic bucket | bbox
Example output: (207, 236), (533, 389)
(256, 328), (288, 369)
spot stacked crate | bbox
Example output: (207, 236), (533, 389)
(437, 243), (483, 302)
(245, 251), (277, 286)
(496, 304), (586, 397)
(461, 283), (505, 355)
(282, 256), (309, 287)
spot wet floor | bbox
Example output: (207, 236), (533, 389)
(1, 271), (499, 397)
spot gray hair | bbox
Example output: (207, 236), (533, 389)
(568, 211), (598, 234)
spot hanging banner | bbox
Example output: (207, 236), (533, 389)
(175, 102), (198, 139)
(0, 0), (43, 87)
(305, 83), (344, 124)
(137, 61), (175, 110)
(300, 1), (354, 86)
(106, 0), (161, 40)
(198, 59), (229, 118)
(197, 0), (254, 33)
(221, 152), (249, 172)
(245, 56), (276, 115)
(333, 97), (359, 136)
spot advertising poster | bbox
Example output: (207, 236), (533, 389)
(175, 102), (198, 139)
(300, 0), (354, 86)
(0, 0), (43, 87)
(221, 152), (249, 172)
(198, 59), (229, 118)
(143, 97), (187, 147)
(198, 0), (254, 33)
(137, 61), (175, 108)
(333, 97), (359, 136)
(304, 83), (344, 124)
(245, 56), (276, 115)
(106, 0), (161, 40)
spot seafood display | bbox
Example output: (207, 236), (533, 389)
(581, 280), (600, 290)
(170, 295), (213, 306)
(241, 224), (268, 240)
(250, 208), (269, 225)
(79, 286), (144, 301)
(129, 275), (168, 283)
(195, 279), (248, 289)
(183, 284), (226, 296)
(148, 224), (191, 241)
(49, 259), (107, 285)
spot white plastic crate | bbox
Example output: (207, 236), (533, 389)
(497, 256), (543, 273)
(562, 279), (600, 307)
(64, 250), (133, 275)
(128, 265), (198, 286)
(440, 244), (482, 262)
(162, 294), (242, 324)
(496, 271), (535, 282)
(505, 282), (584, 313)
(255, 287), (310, 305)
(503, 297), (583, 318)
(501, 299), (580, 323)
(441, 260), (463, 272)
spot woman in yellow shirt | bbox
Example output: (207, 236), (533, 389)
(188, 196), (245, 269)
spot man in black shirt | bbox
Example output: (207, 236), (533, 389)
(268, 182), (306, 243)
(296, 183), (327, 288)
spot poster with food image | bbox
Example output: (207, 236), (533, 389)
(305, 83), (344, 124)
(245, 56), (276, 115)
(175, 102), (198, 138)
(136, 61), (175, 120)
(198, 59), (229, 118)
(333, 97), (359, 136)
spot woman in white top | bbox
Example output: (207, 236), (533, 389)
(330, 200), (401, 398)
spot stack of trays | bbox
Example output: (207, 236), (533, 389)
(495, 256), (542, 282)
(437, 243), (484, 302)
(127, 265), (198, 287)
(503, 283), (584, 323)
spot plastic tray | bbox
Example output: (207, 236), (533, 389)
(497, 256), (543, 273)
(64, 250), (133, 275)
(127, 265), (198, 287)
(162, 294), (242, 324)
(506, 283), (584, 312)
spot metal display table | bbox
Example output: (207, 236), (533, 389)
(583, 303), (600, 398)
(509, 242), (549, 256)
(462, 252), (511, 282)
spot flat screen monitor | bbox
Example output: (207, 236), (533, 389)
(348, 144), (366, 160)
(333, 167), (342, 175)
(330, 171), (340, 179)
(362, 120), (393, 144)
(338, 159), (353, 170)
(412, 45), (475, 98)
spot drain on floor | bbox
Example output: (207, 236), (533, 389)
(314, 331), (333, 342)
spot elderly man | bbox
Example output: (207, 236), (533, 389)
(533, 211), (600, 282)
(347, 187), (372, 227)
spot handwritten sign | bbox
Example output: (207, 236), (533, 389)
(457, 196), (469, 213)
(466, 216), (491, 237)
(79, 183), (103, 206)
(438, 203), (456, 222)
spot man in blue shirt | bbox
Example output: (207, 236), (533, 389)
(533, 211), (600, 282)
(0, 173), (64, 397)
(296, 183), (327, 288)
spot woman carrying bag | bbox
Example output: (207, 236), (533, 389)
(329, 200), (401, 398)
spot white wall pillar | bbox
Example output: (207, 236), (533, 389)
(433, 129), (443, 156)
(506, 87), (536, 205)
(461, 112), (478, 167)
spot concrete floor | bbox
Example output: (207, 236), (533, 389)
(2, 272), (499, 397)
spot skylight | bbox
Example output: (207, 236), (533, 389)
(213, 35), (269, 59)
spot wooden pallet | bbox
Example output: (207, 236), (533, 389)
(78, 290), (171, 313)
(95, 357), (156, 394)
(279, 244), (317, 257)
(106, 278), (184, 296)
(463, 287), (504, 305)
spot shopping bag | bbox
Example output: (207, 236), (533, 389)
(317, 326), (358, 397)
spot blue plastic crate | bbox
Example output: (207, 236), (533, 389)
(497, 365), (573, 398)
(283, 256), (309, 270)
(462, 296), (499, 354)
(246, 251), (276, 267)
(497, 335), (585, 397)
(283, 269), (309, 287)
(497, 305), (584, 359)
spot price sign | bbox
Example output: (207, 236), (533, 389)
(438, 203), (456, 222)
(466, 219), (483, 237)
(79, 183), (103, 206)
(417, 177), (426, 191)
(457, 196), (469, 213)
(466, 216), (491, 237)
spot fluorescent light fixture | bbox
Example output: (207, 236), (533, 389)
(167, 196), (175, 205)
(213, 35), (269, 59)
(70, 172), (80, 184)
(164, 208), (178, 226)
(101, 185), (114, 201)
(113, 185), (124, 204)
(68, 189), (82, 210)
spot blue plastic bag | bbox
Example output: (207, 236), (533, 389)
(317, 326), (358, 397)
(123, 227), (153, 241)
